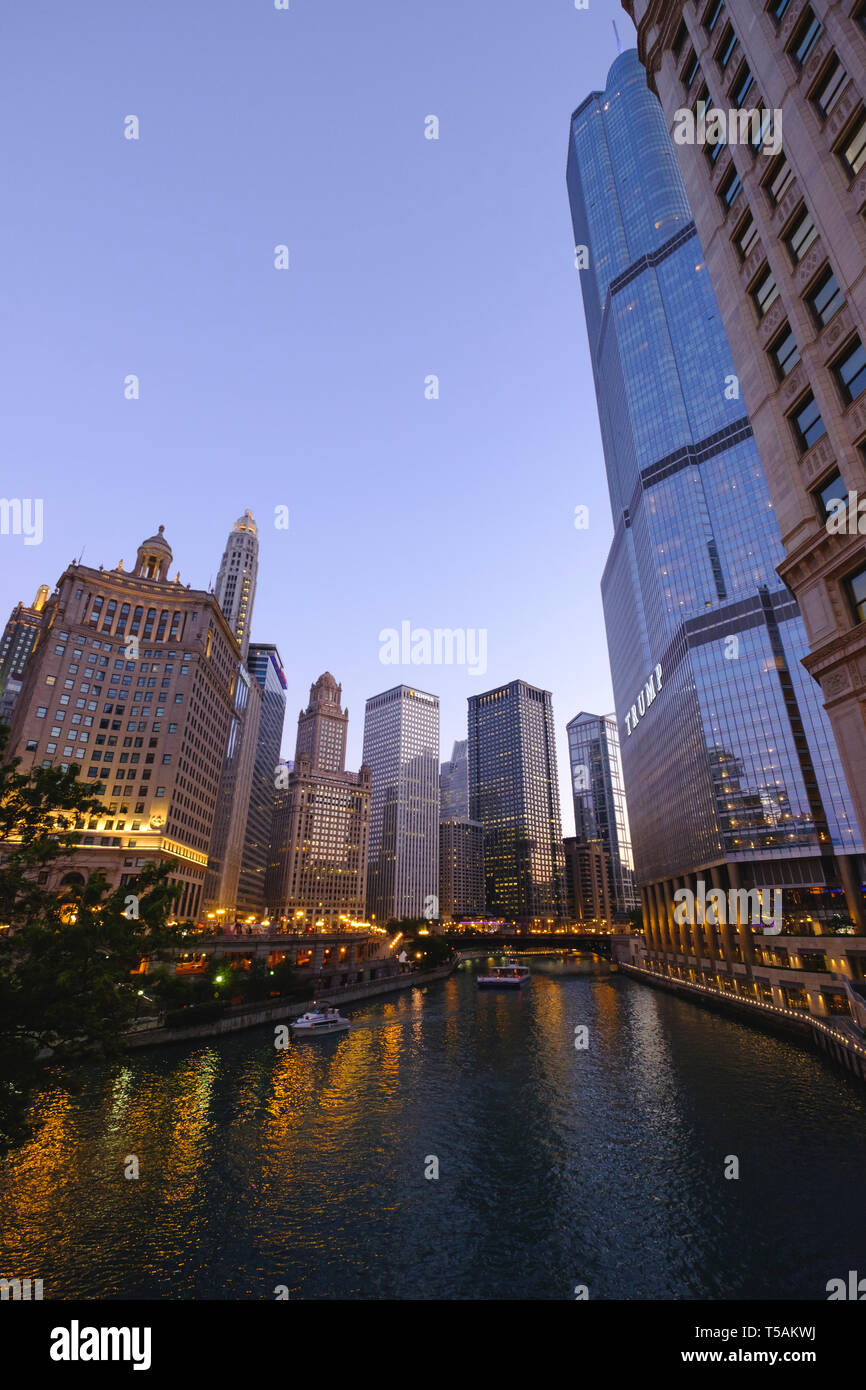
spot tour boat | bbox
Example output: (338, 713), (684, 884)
(477, 960), (531, 989)
(290, 1004), (351, 1036)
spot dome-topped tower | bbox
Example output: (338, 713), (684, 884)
(312, 671), (340, 701)
(135, 525), (173, 582)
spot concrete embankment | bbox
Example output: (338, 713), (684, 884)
(125, 963), (455, 1050)
(619, 962), (866, 1083)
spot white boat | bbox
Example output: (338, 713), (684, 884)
(477, 959), (531, 989)
(289, 1004), (351, 1036)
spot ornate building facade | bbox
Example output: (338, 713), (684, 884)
(272, 673), (371, 927)
(7, 525), (239, 919)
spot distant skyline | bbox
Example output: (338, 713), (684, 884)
(0, 0), (638, 835)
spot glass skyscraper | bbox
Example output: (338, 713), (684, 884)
(468, 680), (566, 925)
(566, 711), (638, 916)
(567, 50), (864, 930)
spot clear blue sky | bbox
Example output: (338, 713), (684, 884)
(0, 0), (636, 836)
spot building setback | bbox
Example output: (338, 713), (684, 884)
(567, 49), (864, 956)
(566, 711), (639, 916)
(272, 673), (370, 927)
(623, 0), (866, 848)
(468, 680), (566, 925)
(363, 684), (440, 923)
(6, 525), (238, 919)
(236, 642), (287, 917)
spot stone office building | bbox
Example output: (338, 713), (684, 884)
(6, 525), (239, 920)
(272, 673), (371, 928)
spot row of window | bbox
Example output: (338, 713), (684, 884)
(688, 1), (866, 197)
(85, 595), (184, 642)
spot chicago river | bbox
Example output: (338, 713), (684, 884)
(2, 958), (865, 1301)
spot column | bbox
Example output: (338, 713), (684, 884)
(838, 854), (866, 935)
(726, 861), (755, 976)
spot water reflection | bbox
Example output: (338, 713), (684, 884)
(1, 958), (865, 1300)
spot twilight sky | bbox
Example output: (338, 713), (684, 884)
(0, 0), (637, 836)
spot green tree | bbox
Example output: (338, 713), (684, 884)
(0, 725), (183, 1156)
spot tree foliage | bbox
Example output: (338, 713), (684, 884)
(0, 725), (183, 1156)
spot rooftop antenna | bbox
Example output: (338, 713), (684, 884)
(613, 19), (623, 54)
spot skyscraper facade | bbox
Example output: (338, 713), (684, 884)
(563, 837), (613, 926)
(439, 819), (485, 922)
(623, 0), (866, 846)
(272, 673), (370, 927)
(204, 511), (264, 917)
(566, 711), (639, 915)
(0, 585), (49, 710)
(214, 509), (258, 663)
(6, 525), (238, 919)
(236, 642), (287, 916)
(440, 739), (469, 820)
(567, 49), (864, 943)
(363, 685), (440, 923)
(202, 664), (261, 917)
(468, 680), (566, 925)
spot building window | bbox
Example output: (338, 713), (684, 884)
(682, 49), (700, 89)
(784, 206), (818, 263)
(769, 324), (801, 378)
(749, 105), (775, 156)
(732, 64), (755, 108)
(812, 470), (848, 521)
(811, 56), (848, 118)
(707, 129), (727, 163)
(716, 23), (737, 69)
(807, 266), (846, 327)
(833, 338), (866, 405)
(768, 0), (792, 22)
(836, 109), (866, 179)
(788, 9), (824, 69)
(751, 265), (780, 317)
(720, 166), (742, 209)
(763, 152), (795, 205)
(790, 392), (827, 451)
(735, 212), (760, 260)
(845, 566), (866, 624)
(704, 0), (724, 33)
(855, 0), (866, 36)
(673, 19), (689, 56)
(35, 706), (46, 718)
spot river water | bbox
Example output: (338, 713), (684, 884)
(2, 956), (865, 1300)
